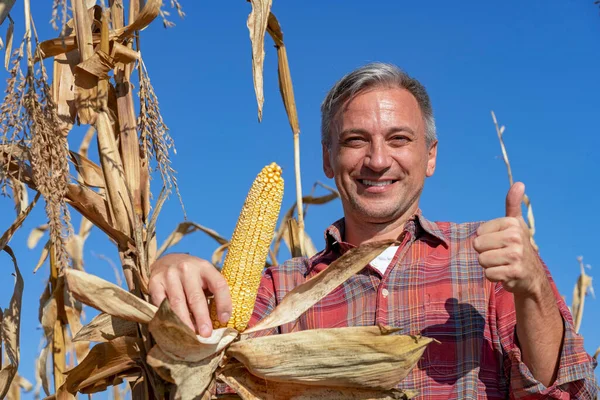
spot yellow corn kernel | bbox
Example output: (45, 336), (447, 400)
(210, 162), (284, 331)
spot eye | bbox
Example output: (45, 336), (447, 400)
(389, 135), (409, 145)
(343, 136), (367, 147)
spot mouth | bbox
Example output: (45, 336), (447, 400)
(358, 179), (397, 187)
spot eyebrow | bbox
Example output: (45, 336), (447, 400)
(339, 126), (416, 136)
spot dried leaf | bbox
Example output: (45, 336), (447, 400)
(148, 299), (238, 363)
(2, 11), (11, 71)
(69, 150), (105, 188)
(73, 313), (138, 343)
(27, 224), (48, 249)
(64, 306), (90, 363)
(211, 242), (230, 267)
(244, 240), (396, 335)
(0, 192), (40, 251)
(229, 326), (432, 390)
(76, 50), (114, 79)
(0, 0), (16, 26)
(0, 247), (23, 399)
(35, 343), (50, 397)
(247, 0), (273, 121)
(572, 257), (593, 333)
(157, 221), (228, 259)
(52, 50), (78, 133)
(273, 186), (339, 257)
(32, 240), (50, 273)
(218, 362), (418, 400)
(66, 184), (131, 247)
(146, 345), (222, 399)
(65, 235), (84, 270)
(64, 269), (157, 324)
(110, 42), (139, 64)
(8, 178), (27, 216)
(62, 337), (143, 394)
(95, 110), (132, 234)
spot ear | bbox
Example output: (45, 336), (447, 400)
(426, 140), (438, 177)
(322, 143), (334, 178)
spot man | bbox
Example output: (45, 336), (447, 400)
(149, 63), (597, 398)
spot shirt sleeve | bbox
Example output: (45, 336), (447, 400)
(245, 266), (280, 338)
(494, 256), (598, 399)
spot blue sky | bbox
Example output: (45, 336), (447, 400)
(0, 0), (598, 397)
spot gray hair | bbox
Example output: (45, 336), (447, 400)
(320, 62), (437, 148)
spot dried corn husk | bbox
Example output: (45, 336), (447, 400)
(64, 269), (156, 324)
(72, 313), (138, 343)
(218, 363), (418, 400)
(227, 326), (432, 390)
(149, 299), (238, 363)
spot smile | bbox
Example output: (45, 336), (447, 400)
(358, 179), (396, 187)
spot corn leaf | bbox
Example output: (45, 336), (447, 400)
(571, 257), (593, 333)
(27, 224), (48, 249)
(229, 326), (432, 390)
(32, 240), (50, 273)
(156, 221), (228, 259)
(52, 50), (78, 133)
(218, 362), (418, 400)
(247, 0), (272, 121)
(0, 247), (23, 399)
(64, 269), (157, 324)
(73, 313), (138, 343)
(3, 13), (12, 70)
(0, 192), (40, 250)
(61, 337), (143, 395)
(69, 151), (106, 188)
(0, 0), (16, 26)
(7, 178), (26, 216)
(148, 299), (238, 363)
(244, 240), (396, 335)
(146, 345), (222, 400)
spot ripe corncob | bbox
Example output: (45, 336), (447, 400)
(210, 162), (284, 331)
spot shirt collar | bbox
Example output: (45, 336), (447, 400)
(322, 209), (449, 254)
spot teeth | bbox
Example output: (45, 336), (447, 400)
(362, 180), (393, 187)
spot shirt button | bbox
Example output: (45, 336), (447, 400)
(382, 288), (389, 297)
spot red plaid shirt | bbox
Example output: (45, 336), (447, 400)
(246, 212), (598, 399)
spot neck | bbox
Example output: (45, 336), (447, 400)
(343, 203), (419, 246)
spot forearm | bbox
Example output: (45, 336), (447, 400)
(514, 277), (564, 387)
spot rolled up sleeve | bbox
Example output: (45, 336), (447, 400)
(495, 260), (598, 399)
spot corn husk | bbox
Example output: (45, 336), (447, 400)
(228, 326), (432, 390)
(72, 313), (138, 343)
(218, 362), (418, 400)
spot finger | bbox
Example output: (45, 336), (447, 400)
(473, 230), (522, 253)
(181, 276), (212, 337)
(164, 269), (196, 332)
(476, 217), (520, 236)
(505, 182), (525, 218)
(483, 265), (515, 284)
(148, 279), (166, 307)
(478, 248), (521, 269)
(201, 264), (232, 325)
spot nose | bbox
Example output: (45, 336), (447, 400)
(364, 140), (392, 172)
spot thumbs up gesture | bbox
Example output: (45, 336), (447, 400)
(473, 182), (545, 295)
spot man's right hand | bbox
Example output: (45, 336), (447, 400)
(148, 253), (232, 337)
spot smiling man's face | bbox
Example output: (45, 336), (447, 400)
(323, 86), (437, 225)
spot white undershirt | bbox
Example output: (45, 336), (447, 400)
(369, 246), (400, 275)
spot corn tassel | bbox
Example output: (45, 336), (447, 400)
(211, 162), (284, 331)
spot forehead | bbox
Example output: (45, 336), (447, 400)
(339, 87), (424, 132)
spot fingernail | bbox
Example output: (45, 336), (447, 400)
(220, 313), (230, 323)
(200, 324), (211, 337)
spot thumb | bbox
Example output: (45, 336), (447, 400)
(505, 182), (525, 218)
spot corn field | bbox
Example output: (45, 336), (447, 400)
(0, 1), (597, 399)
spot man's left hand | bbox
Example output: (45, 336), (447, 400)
(473, 182), (546, 297)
